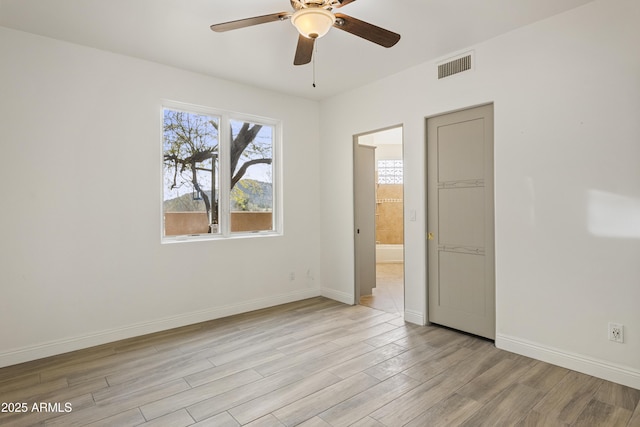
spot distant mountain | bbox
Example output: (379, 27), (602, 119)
(164, 179), (272, 212)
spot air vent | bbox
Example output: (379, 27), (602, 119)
(438, 53), (472, 79)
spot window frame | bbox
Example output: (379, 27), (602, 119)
(161, 100), (283, 243)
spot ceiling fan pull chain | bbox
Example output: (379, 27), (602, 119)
(312, 41), (317, 88)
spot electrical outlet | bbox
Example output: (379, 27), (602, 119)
(608, 322), (624, 343)
(289, 272), (295, 281)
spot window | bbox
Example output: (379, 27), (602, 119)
(377, 159), (403, 184)
(162, 102), (280, 241)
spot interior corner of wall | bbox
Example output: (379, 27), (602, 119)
(320, 287), (354, 305)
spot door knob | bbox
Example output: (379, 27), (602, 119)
(427, 232), (434, 240)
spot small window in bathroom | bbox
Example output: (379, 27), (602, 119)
(377, 160), (403, 184)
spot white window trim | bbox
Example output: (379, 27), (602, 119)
(160, 100), (283, 243)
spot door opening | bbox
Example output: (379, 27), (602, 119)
(354, 126), (405, 315)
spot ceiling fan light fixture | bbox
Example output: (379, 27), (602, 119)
(291, 8), (335, 39)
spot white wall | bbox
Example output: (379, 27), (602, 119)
(0, 27), (322, 366)
(319, 0), (640, 388)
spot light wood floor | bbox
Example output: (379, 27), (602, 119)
(1, 298), (639, 426)
(359, 263), (404, 315)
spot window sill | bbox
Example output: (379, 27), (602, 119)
(161, 230), (282, 244)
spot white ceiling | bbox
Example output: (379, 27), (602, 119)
(0, 0), (595, 100)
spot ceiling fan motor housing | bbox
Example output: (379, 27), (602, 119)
(290, 0), (343, 10)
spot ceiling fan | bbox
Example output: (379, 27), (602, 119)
(210, 0), (401, 66)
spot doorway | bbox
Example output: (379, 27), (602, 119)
(354, 126), (405, 315)
(426, 104), (495, 339)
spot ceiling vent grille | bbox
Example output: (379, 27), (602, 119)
(438, 54), (472, 79)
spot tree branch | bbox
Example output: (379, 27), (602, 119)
(230, 123), (263, 174)
(231, 158), (272, 189)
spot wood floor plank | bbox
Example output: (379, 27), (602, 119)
(342, 311), (400, 330)
(318, 373), (421, 426)
(349, 416), (386, 427)
(0, 376), (68, 403)
(286, 309), (377, 339)
(628, 402), (640, 427)
(183, 349), (284, 388)
(193, 411), (240, 427)
(163, 325), (252, 356)
(179, 324), (282, 359)
(532, 370), (604, 425)
(113, 323), (207, 354)
(139, 409), (195, 427)
(296, 416), (333, 427)
(594, 380), (640, 412)
(1, 345), (117, 383)
(228, 371), (343, 425)
(104, 351), (212, 386)
(394, 325), (471, 350)
(244, 414), (286, 426)
(0, 372), (41, 395)
(206, 333), (295, 367)
(515, 410), (571, 427)
(275, 328), (351, 354)
(402, 344), (475, 383)
(254, 342), (341, 377)
(280, 342), (377, 379)
(272, 372), (380, 426)
(328, 343), (407, 379)
(84, 407), (146, 426)
(42, 346), (162, 384)
(363, 324), (414, 348)
(573, 398), (632, 426)
(63, 348), (181, 387)
(403, 393), (482, 427)
(456, 357), (531, 404)
(436, 343), (508, 385)
(386, 317), (406, 327)
(460, 383), (546, 426)
(363, 342), (444, 381)
(518, 360), (570, 392)
(390, 324), (440, 349)
(370, 372), (464, 426)
(186, 370), (304, 422)
(93, 357), (213, 403)
(330, 322), (400, 347)
(44, 378), (190, 426)
(139, 369), (262, 421)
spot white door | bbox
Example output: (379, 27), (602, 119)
(354, 143), (377, 301)
(427, 104), (495, 339)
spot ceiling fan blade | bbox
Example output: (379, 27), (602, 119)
(210, 12), (290, 32)
(294, 34), (315, 65)
(335, 0), (357, 7)
(333, 13), (400, 48)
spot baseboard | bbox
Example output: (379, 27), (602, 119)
(404, 309), (425, 326)
(496, 333), (640, 390)
(0, 288), (321, 369)
(321, 287), (354, 305)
